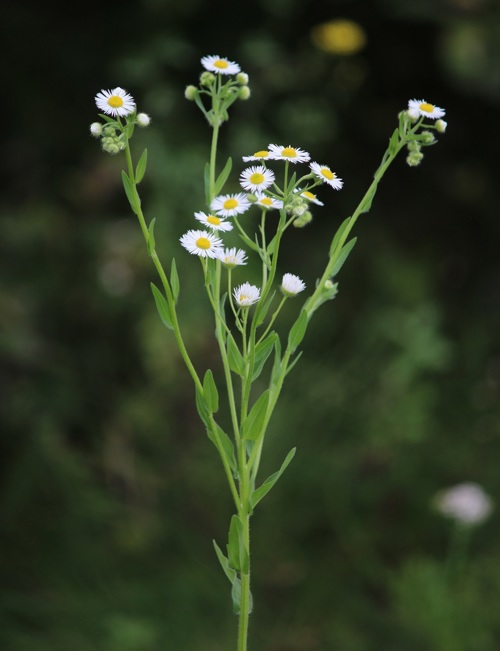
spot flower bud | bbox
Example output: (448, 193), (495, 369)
(184, 85), (198, 100)
(136, 112), (151, 127)
(407, 107), (420, 121)
(90, 122), (103, 137)
(200, 71), (215, 86)
(435, 119), (447, 133)
(238, 86), (251, 100)
(406, 150), (424, 167)
(293, 211), (313, 227)
(236, 72), (249, 85)
(420, 131), (436, 145)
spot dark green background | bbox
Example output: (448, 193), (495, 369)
(2, 0), (500, 649)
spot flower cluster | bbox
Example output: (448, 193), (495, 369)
(404, 98), (447, 166)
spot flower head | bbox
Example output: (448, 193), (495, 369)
(295, 188), (324, 206)
(136, 113), (151, 127)
(407, 99), (445, 120)
(194, 211), (233, 232)
(268, 144), (311, 164)
(310, 162), (344, 189)
(201, 55), (241, 75)
(233, 282), (260, 307)
(434, 482), (493, 527)
(95, 87), (135, 117)
(218, 247), (248, 268)
(211, 193), (251, 218)
(179, 229), (223, 258)
(240, 166), (275, 193)
(242, 150), (271, 162)
(254, 193), (284, 211)
(281, 273), (306, 297)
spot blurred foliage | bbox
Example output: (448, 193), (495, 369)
(1, 0), (500, 650)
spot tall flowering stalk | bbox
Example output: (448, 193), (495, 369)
(90, 63), (446, 651)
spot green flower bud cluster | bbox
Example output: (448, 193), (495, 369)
(100, 125), (128, 155)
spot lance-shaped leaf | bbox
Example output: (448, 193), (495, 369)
(252, 332), (279, 381)
(207, 423), (237, 477)
(121, 170), (139, 215)
(203, 369), (219, 413)
(241, 390), (270, 441)
(227, 332), (245, 377)
(388, 127), (400, 155)
(270, 335), (282, 388)
(214, 157), (233, 196)
(231, 577), (253, 615)
(195, 386), (211, 428)
(170, 258), (180, 303)
(327, 237), (357, 278)
(255, 291), (276, 327)
(150, 282), (173, 330)
(287, 309), (309, 354)
(227, 515), (249, 574)
(250, 447), (296, 510)
(213, 540), (236, 584)
(329, 216), (352, 257)
(135, 148), (148, 184)
(147, 218), (156, 256)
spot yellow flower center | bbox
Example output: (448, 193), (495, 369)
(239, 294), (249, 302)
(214, 59), (229, 70)
(282, 147), (297, 158)
(207, 215), (221, 225)
(108, 95), (124, 108)
(260, 197), (273, 206)
(196, 237), (211, 250)
(321, 168), (335, 180)
(223, 198), (238, 209)
(302, 191), (316, 200)
(419, 102), (435, 113)
(249, 173), (265, 185)
(253, 150), (269, 158)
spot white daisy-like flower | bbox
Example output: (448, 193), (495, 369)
(95, 87), (136, 117)
(295, 188), (324, 206)
(211, 193), (251, 217)
(240, 166), (275, 193)
(407, 99), (446, 120)
(280, 273), (306, 297)
(201, 55), (241, 75)
(310, 162), (344, 190)
(179, 229), (223, 258)
(218, 247), (248, 268)
(233, 282), (260, 307)
(268, 144), (311, 164)
(194, 211), (233, 232)
(242, 150), (271, 162)
(434, 482), (493, 526)
(254, 193), (284, 210)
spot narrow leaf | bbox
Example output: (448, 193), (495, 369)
(121, 170), (139, 215)
(207, 423), (237, 476)
(252, 332), (278, 381)
(170, 258), (180, 303)
(328, 237), (357, 277)
(150, 282), (173, 330)
(250, 447), (296, 510)
(213, 540), (236, 584)
(231, 577), (242, 614)
(270, 336), (282, 388)
(135, 148), (148, 184)
(203, 369), (219, 413)
(287, 309), (309, 354)
(329, 216), (352, 257)
(195, 386), (211, 428)
(388, 127), (400, 155)
(214, 157), (233, 196)
(255, 291), (276, 327)
(227, 332), (245, 377)
(227, 515), (244, 571)
(147, 218), (156, 255)
(241, 390), (270, 441)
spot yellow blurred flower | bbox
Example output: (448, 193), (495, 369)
(311, 19), (367, 56)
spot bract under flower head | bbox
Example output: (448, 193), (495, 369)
(407, 99), (445, 120)
(310, 162), (344, 189)
(243, 150), (271, 162)
(233, 282), (260, 307)
(211, 193), (251, 218)
(218, 247), (248, 268)
(281, 273), (306, 297)
(240, 166), (275, 193)
(194, 211), (233, 232)
(268, 144), (311, 164)
(254, 193), (284, 210)
(95, 87), (136, 117)
(201, 55), (241, 75)
(179, 229), (223, 258)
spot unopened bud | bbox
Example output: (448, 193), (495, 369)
(136, 112), (151, 127)
(237, 72), (249, 85)
(436, 119), (447, 133)
(239, 86), (251, 100)
(185, 85), (198, 100)
(90, 122), (103, 137)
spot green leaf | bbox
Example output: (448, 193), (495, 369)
(150, 282), (173, 330)
(329, 216), (352, 257)
(227, 332), (245, 377)
(388, 127), (400, 155)
(328, 237), (357, 277)
(214, 157), (233, 196)
(213, 540), (236, 584)
(121, 170), (139, 215)
(147, 218), (156, 255)
(203, 369), (219, 413)
(287, 309), (309, 354)
(227, 515), (248, 573)
(360, 185), (377, 214)
(238, 231), (260, 253)
(241, 390), (270, 441)
(255, 291), (276, 327)
(270, 336), (282, 388)
(231, 577), (253, 615)
(207, 423), (237, 476)
(195, 386), (211, 428)
(135, 148), (148, 184)
(170, 258), (180, 304)
(250, 447), (296, 510)
(252, 332), (278, 381)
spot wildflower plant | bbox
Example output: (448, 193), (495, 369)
(90, 59), (447, 651)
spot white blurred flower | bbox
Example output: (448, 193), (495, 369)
(254, 193), (284, 211)
(211, 193), (251, 217)
(268, 144), (311, 164)
(218, 247), (247, 268)
(201, 55), (241, 75)
(280, 273), (306, 297)
(310, 162), (343, 189)
(233, 282), (260, 307)
(194, 211), (233, 232)
(407, 99), (445, 120)
(435, 482), (493, 526)
(179, 229), (223, 258)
